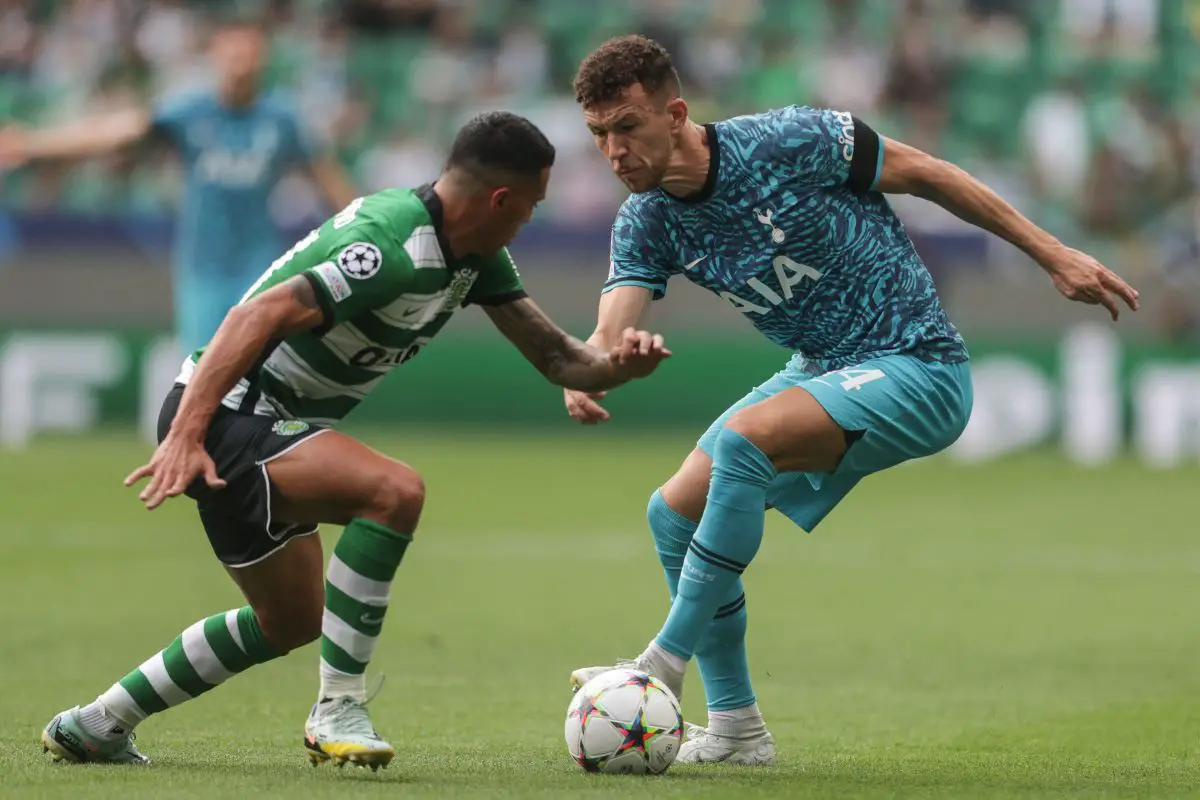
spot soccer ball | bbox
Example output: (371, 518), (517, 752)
(564, 669), (683, 774)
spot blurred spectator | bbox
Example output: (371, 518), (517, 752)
(1021, 76), (1091, 215)
(0, 0), (1197, 295)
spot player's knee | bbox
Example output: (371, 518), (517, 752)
(722, 410), (774, 454)
(658, 478), (705, 524)
(255, 598), (322, 654)
(365, 464), (426, 533)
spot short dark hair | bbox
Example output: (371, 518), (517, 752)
(573, 35), (681, 108)
(445, 111), (555, 187)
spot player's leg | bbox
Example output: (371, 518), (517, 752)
(677, 468), (859, 766)
(262, 430), (424, 769)
(572, 377), (791, 762)
(44, 389), (420, 767)
(43, 530), (325, 765)
(41, 387), (328, 765)
(657, 449), (778, 765)
(653, 356), (973, 689)
(569, 376), (775, 699)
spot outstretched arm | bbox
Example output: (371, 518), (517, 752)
(0, 108), (152, 165)
(484, 295), (668, 393)
(872, 137), (1139, 320)
(306, 155), (361, 213)
(125, 277), (325, 510)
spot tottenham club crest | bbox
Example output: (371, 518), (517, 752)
(442, 268), (478, 311)
(272, 419), (310, 436)
(754, 208), (786, 244)
(338, 242), (383, 279)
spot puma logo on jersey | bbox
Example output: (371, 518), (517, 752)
(719, 255), (822, 315)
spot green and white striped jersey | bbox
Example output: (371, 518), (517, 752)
(176, 184), (526, 424)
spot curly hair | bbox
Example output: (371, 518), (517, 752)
(573, 35), (681, 108)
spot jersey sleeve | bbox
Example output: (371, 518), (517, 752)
(603, 200), (676, 300)
(775, 106), (883, 192)
(463, 247), (527, 306)
(301, 223), (416, 333)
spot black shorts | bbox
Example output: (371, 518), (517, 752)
(158, 384), (326, 568)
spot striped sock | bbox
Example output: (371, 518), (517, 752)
(319, 517), (412, 702)
(82, 607), (277, 738)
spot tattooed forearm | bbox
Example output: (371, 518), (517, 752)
(483, 298), (623, 392)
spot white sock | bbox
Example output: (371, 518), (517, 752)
(77, 699), (135, 742)
(318, 664), (367, 703)
(709, 702), (768, 739)
(644, 641), (687, 677)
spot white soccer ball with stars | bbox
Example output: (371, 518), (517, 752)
(337, 242), (382, 279)
(564, 669), (683, 775)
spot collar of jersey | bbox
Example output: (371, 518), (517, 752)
(416, 181), (459, 263)
(661, 122), (721, 205)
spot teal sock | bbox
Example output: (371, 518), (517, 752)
(656, 429), (775, 661)
(647, 490), (756, 710)
(695, 591), (754, 711)
(647, 490), (692, 602)
(320, 517), (412, 700)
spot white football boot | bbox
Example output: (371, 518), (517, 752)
(677, 722), (776, 765)
(304, 687), (395, 771)
(569, 646), (685, 702)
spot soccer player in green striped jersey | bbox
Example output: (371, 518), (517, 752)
(41, 111), (670, 771)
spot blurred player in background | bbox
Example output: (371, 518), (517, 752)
(40, 111), (669, 769)
(0, 14), (358, 354)
(565, 35), (1140, 765)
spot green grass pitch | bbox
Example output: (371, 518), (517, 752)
(1, 429), (1198, 799)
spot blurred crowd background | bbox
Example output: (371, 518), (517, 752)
(2, 0), (1200, 327)
(0, 1), (1198, 241)
(0, 0), (1196, 456)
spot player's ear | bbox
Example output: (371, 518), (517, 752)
(489, 186), (510, 211)
(666, 97), (688, 132)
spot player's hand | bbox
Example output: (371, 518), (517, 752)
(610, 327), (671, 379)
(565, 388), (610, 424)
(124, 432), (226, 511)
(0, 125), (31, 169)
(1042, 245), (1139, 321)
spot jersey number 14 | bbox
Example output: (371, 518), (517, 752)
(836, 368), (885, 391)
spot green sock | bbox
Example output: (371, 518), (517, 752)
(319, 517), (412, 701)
(86, 607), (278, 733)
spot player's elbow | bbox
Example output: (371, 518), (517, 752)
(243, 277), (327, 338)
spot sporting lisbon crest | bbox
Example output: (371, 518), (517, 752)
(272, 419), (310, 436)
(442, 268), (478, 311)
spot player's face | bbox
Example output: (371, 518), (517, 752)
(212, 26), (266, 87)
(583, 83), (680, 193)
(484, 167), (550, 250)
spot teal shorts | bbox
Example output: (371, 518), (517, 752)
(697, 353), (973, 531)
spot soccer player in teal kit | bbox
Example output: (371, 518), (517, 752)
(565, 35), (1141, 765)
(0, 16), (357, 353)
